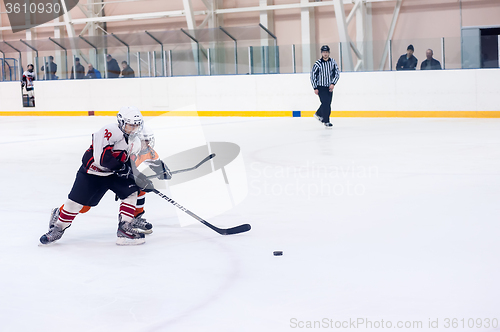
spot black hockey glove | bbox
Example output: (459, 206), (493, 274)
(115, 163), (132, 179)
(134, 172), (155, 193)
(149, 159), (172, 180)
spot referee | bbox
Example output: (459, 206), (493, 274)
(310, 45), (340, 128)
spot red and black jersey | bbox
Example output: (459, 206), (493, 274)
(80, 123), (140, 176)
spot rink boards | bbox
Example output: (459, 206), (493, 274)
(0, 68), (499, 117)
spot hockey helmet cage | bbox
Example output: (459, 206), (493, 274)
(139, 124), (155, 149)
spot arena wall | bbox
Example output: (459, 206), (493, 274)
(1, 69), (499, 117)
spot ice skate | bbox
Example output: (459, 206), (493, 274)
(40, 224), (69, 245)
(48, 207), (60, 229)
(314, 113), (323, 123)
(117, 216), (146, 245)
(324, 122), (333, 128)
(130, 212), (153, 234)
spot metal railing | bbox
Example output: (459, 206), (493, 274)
(0, 34), (494, 82)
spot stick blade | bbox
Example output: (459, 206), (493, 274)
(222, 223), (251, 235)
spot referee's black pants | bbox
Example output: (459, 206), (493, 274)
(315, 86), (333, 123)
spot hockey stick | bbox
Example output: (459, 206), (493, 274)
(146, 153), (216, 179)
(152, 189), (251, 235)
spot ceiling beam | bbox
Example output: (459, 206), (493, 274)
(61, 0), (76, 39)
(301, 0), (316, 70)
(0, 0), (400, 31)
(346, 0), (362, 25)
(215, 0), (396, 14)
(182, 0), (196, 30)
(333, 0), (354, 71)
(379, 0), (403, 70)
(76, 2), (91, 18)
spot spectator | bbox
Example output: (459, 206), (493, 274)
(41, 55), (58, 80)
(70, 57), (85, 79)
(106, 54), (120, 78)
(85, 64), (102, 79)
(396, 44), (418, 71)
(121, 61), (135, 78)
(420, 49), (442, 70)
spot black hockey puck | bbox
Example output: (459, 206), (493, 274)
(273, 251), (283, 256)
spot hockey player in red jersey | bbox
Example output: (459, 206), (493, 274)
(40, 106), (155, 246)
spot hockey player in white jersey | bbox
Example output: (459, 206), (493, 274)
(21, 64), (36, 107)
(40, 106), (155, 245)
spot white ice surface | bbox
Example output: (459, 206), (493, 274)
(0, 116), (499, 332)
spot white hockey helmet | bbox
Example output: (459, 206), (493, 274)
(139, 124), (155, 149)
(117, 106), (143, 137)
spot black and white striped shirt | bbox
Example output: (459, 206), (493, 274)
(310, 57), (340, 89)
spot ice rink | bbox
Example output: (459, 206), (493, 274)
(1, 116), (499, 332)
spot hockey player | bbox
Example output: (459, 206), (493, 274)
(47, 125), (171, 235)
(40, 106), (154, 246)
(21, 64), (36, 107)
(132, 125), (172, 233)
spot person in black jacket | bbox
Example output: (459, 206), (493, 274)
(420, 49), (442, 70)
(70, 57), (85, 79)
(41, 56), (58, 80)
(121, 61), (135, 78)
(106, 54), (121, 78)
(396, 44), (418, 71)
